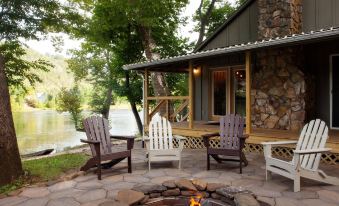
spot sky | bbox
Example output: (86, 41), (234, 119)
(25, 0), (236, 57)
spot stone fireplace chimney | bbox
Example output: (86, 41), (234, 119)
(257, 0), (302, 40)
(251, 0), (306, 131)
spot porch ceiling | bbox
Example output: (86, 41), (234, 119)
(124, 27), (339, 71)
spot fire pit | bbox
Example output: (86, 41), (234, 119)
(144, 197), (225, 206)
(115, 179), (262, 206)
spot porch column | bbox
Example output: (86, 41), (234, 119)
(189, 61), (194, 129)
(245, 51), (252, 134)
(144, 69), (149, 126)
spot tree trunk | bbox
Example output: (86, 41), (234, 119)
(195, 0), (217, 49)
(0, 55), (23, 186)
(138, 25), (169, 115)
(125, 71), (143, 135)
(101, 86), (113, 119)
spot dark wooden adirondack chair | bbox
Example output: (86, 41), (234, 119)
(80, 116), (135, 180)
(202, 114), (248, 173)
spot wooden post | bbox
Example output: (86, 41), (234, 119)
(245, 51), (252, 134)
(189, 61), (194, 129)
(144, 69), (149, 126)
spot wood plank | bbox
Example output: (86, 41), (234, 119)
(245, 51), (252, 134)
(189, 61), (194, 129)
(146, 96), (189, 100)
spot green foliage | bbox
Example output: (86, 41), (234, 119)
(56, 86), (83, 129)
(23, 153), (89, 181)
(0, 41), (52, 90)
(193, 0), (237, 40)
(0, 153), (89, 195)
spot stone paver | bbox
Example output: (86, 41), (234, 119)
(20, 187), (50, 198)
(48, 180), (76, 192)
(16, 197), (49, 206)
(47, 197), (80, 206)
(1, 145), (339, 206)
(75, 189), (107, 203)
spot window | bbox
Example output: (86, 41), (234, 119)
(331, 55), (339, 129)
(233, 69), (246, 117)
(212, 70), (227, 116)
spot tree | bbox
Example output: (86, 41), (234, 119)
(0, 0), (80, 185)
(67, 43), (115, 119)
(56, 86), (83, 130)
(193, 0), (240, 49)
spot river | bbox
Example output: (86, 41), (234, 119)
(13, 109), (140, 155)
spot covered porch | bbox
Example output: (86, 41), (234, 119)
(124, 28), (339, 164)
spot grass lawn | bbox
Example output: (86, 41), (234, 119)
(0, 153), (89, 195)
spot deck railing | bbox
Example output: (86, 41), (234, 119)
(145, 96), (191, 128)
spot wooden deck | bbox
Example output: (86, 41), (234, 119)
(171, 121), (339, 153)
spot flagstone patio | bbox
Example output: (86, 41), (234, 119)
(1, 142), (339, 206)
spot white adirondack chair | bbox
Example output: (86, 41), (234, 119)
(262, 119), (339, 192)
(145, 113), (186, 170)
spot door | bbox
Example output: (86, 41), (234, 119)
(331, 55), (339, 129)
(233, 69), (246, 117)
(211, 70), (227, 119)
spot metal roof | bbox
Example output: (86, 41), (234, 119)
(123, 27), (339, 71)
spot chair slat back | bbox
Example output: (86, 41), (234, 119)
(219, 114), (245, 150)
(294, 119), (328, 170)
(83, 116), (112, 155)
(149, 113), (173, 150)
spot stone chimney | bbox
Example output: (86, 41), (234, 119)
(251, 0), (306, 131)
(257, 0), (302, 40)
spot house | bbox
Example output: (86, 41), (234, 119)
(124, 0), (339, 164)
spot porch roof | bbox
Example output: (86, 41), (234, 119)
(123, 27), (339, 71)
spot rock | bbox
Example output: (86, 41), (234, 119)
(277, 68), (289, 77)
(206, 183), (225, 192)
(256, 99), (267, 106)
(278, 115), (289, 128)
(162, 180), (176, 189)
(286, 87), (296, 98)
(181, 190), (196, 196)
(282, 191), (318, 199)
(266, 105), (277, 115)
(115, 189), (145, 206)
(260, 113), (269, 121)
(199, 191), (210, 198)
(149, 193), (161, 198)
(264, 115), (279, 129)
(256, 91), (268, 98)
(234, 194), (260, 206)
(268, 87), (284, 96)
(175, 179), (197, 191)
(291, 111), (305, 121)
(7, 190), (22, 196)
(16, 197), (49, 206)
(277, 106), (288, 117)
(162, 188), (180, 197)
(216, 186), (253, 199)
(99, 201), (128, 206)
(132, 183), (166, 194)
(192, 179), (207, 191)
(140, 195), (149, 204)
(211, 193), (222, 200)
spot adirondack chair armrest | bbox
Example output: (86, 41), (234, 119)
(293, 148), (332, 155)
(110, 135), (135, 150)
(80, 139), (100, 145)
(262, 140), (298, 146)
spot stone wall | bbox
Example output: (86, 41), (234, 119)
(253, 0), (305, 131)
(251, 48), (306, 130)
(258, 0), (302, 39)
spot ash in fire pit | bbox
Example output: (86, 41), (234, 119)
(114, 179), (262, 206)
